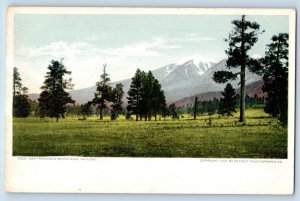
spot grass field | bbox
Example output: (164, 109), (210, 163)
(13, 108), (287, 158)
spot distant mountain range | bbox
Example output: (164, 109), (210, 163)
(28, 55), (263, 105)
(174, 79), (265, 107)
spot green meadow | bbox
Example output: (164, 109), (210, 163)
(13, 108), (287, 158)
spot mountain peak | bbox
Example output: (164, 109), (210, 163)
(173, 55), (216, 76)
(176, 54), (216, 66)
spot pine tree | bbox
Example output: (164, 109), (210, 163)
(169, 103), (178, 119)
(193, 97), (198, 120)
(111, 83), (124, 120)
(13, 67), (23, 97)
(38, 60), (74, 122)
(13, 67), (31, 118)
(197, 101), (205, 115)
(140, 71), (155, 121)
(127, 69), (144, 121)
(218, 83), (237, 116)
(13, 93), (31, 117)
(128, 69), (166, 121)
(80, 101), (93, 119)
(151, 79), (166, 121)
(213, 15), (263, 122)
(262, 33), (289, 125)
(207, 98), (219, 115)
(93, 63), (113, 120)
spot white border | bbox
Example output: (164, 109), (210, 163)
(5, 7), (296, 194)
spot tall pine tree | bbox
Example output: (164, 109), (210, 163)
(213, 15), (263, 122)
(111, 83), (124, 120)
(38, 60), (74, 122)
(13, 67), (23, 97)
(93, 63), (113, 120)
(218, 83), (237, 116)
(140, 71), (155, 121)
(13, 67), (31, 117)
(127, 69), (144, 121)
(150, 78), (166, 121)
(262, 33), (289, 125)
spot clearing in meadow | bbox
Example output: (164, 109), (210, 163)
(13, 108), (287, 158)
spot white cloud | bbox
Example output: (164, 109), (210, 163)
(169, 34), (216, 43)
(21, 38), (173, 60)
(19, 34), (214, 61)
(15, 39), (169, 93)
(15, 34), (218, 93)
(150, 37), (182, 49)
(26, 41), (88, 59)
(102, 41), (160, 57)
(96, 37), (181, 57)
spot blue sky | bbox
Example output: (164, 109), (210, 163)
(14, 14), (289, 93)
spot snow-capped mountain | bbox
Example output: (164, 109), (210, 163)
(29, 56), (262, 104)
(158, 58), (216, 86)
(150, 55), (215, 81)
(158, 58), (261, 102)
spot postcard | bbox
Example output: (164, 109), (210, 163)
(5, 7), (296, 194)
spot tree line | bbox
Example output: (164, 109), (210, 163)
(12, 61), (167, 122)
(183, 92), (263, 118)
(12, 15), (289, 125)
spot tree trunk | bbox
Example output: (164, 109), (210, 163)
(136, 87), (139, 122)
(240, 65), (246, 123)
(56, 115), (59, 122)
(194, 96), (198, 120)
(13, 82), (16, 97)
(239, 15), (246, 123)
(100, 108), (103, 120)
(155, 114), (157, 121)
